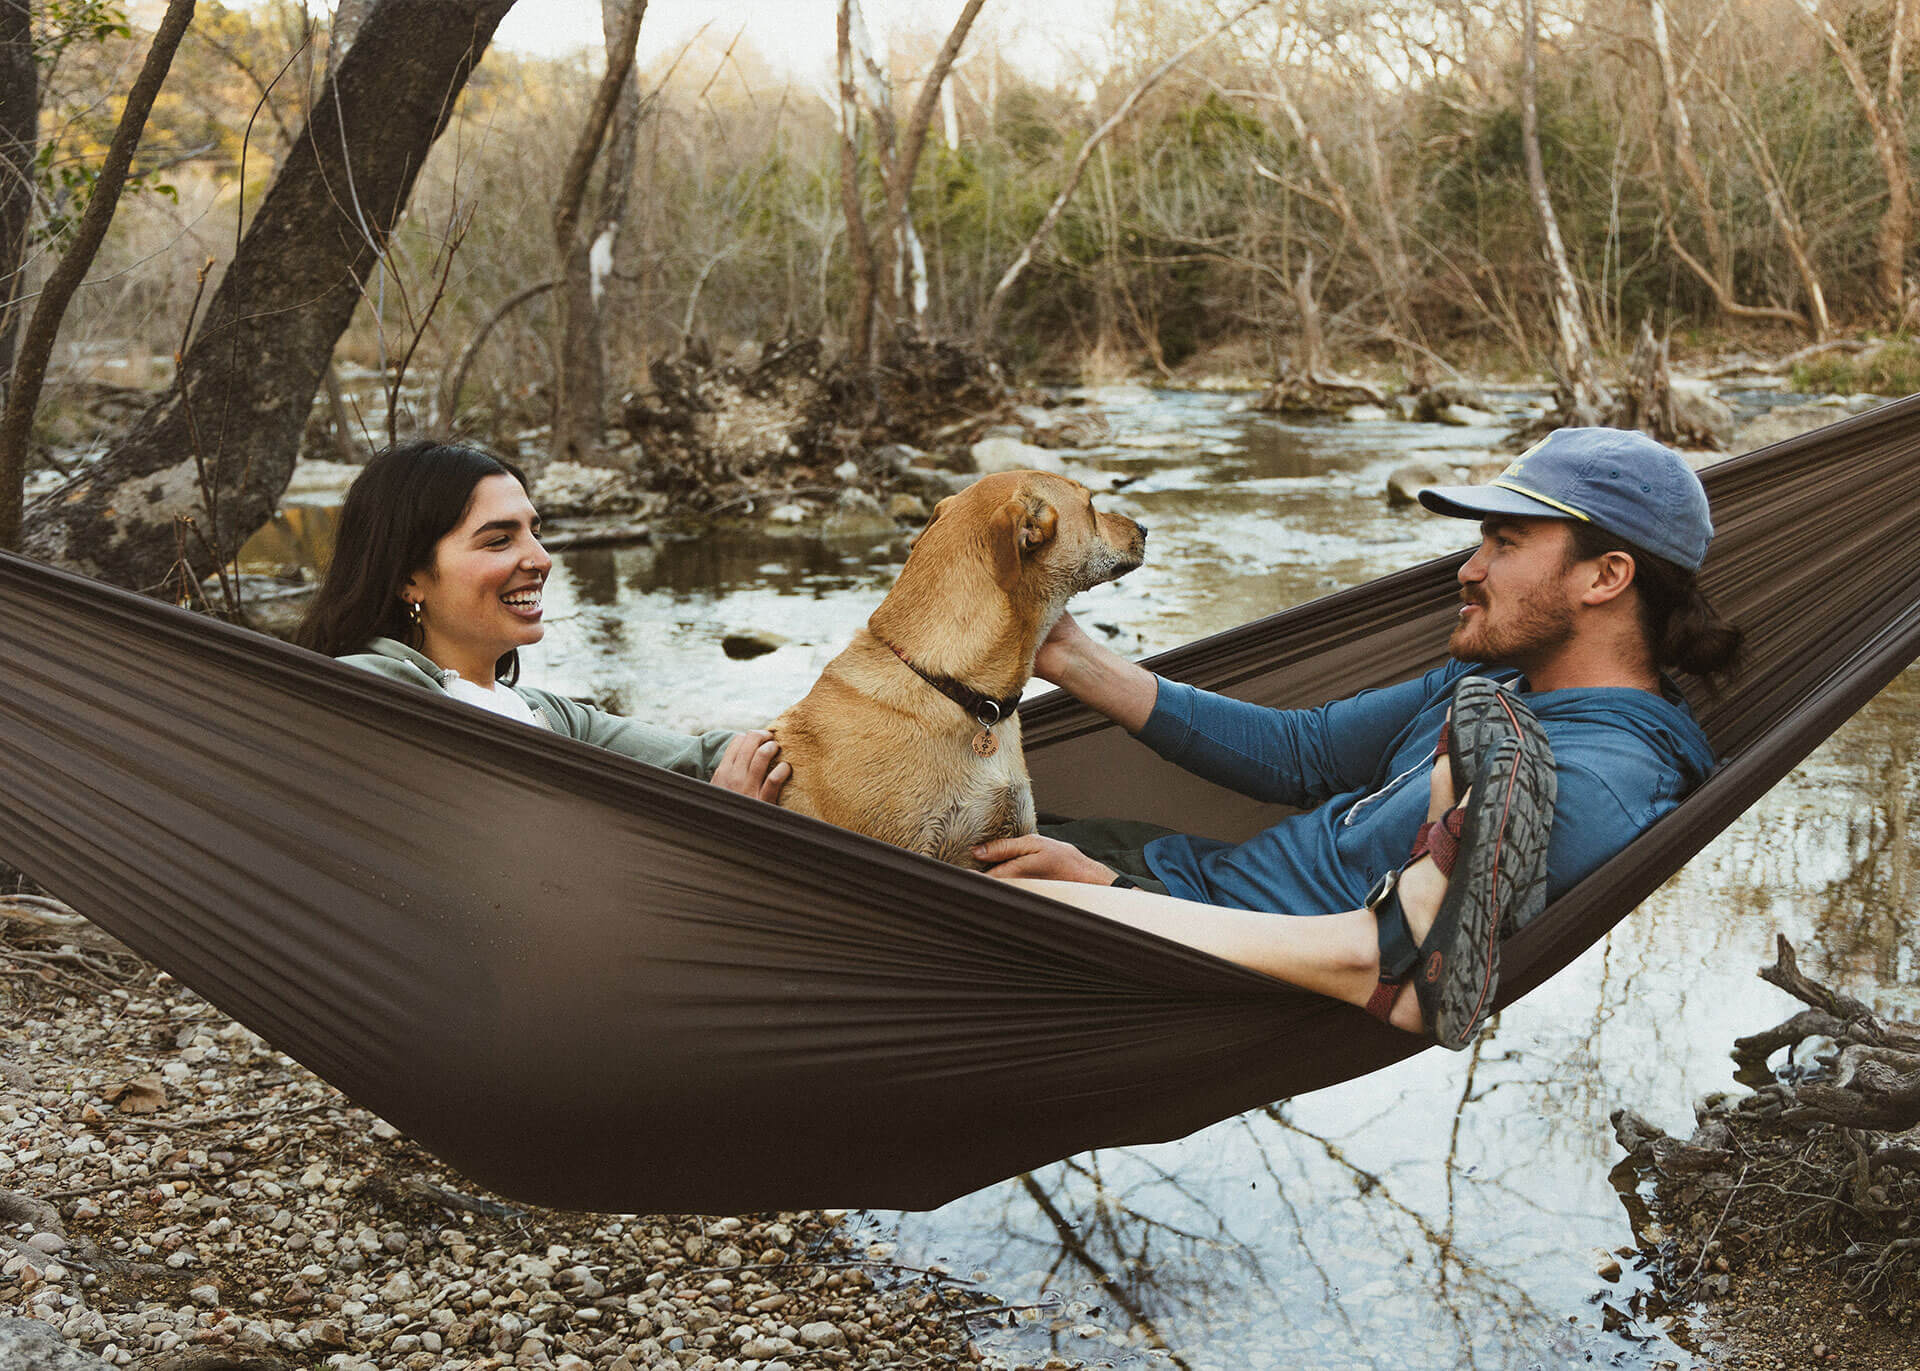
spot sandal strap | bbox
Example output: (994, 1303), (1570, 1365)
(1364, 876), (1423, 1023)
(1409, 806), (1467, 875)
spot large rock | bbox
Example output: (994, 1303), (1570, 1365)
(1385, 462), (1452, 507)
(1731, 401), (1850, 455)
(969, 435), (1066, 475)
(1668, 378), (1734, 447)
(0, 1320), (114, 1371)
(1436, 403), (1500, 427)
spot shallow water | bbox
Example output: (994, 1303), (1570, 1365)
(517, 388), (1916, 1370)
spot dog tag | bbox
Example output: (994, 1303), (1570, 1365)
(972, 728), (998, 757)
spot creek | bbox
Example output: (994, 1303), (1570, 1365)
(463, 388), (1920, 1369)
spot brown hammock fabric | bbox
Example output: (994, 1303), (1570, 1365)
(3, 398), (1919, 1214)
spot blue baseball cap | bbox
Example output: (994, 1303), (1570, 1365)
(1417, 427), (1714, 572)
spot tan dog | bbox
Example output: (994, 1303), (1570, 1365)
(770, 470), (1146, 866)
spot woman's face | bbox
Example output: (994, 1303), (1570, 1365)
(403, 473), (551, 680)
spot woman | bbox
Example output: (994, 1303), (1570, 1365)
(295, 439), (788, 801)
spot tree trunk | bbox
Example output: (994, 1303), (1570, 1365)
(1791, 0), (1911, 317)
(871, 0), (986, 353)
(1647, 0), (1730, 289)
(1700, 70), (1833, 339)
(1, 0), (195, 556)
(550, 0), (646, 469)
(1520, 0), (1607, 424)
(836, 0), (877, 365)
(1647, 0), (1818, 337)
(19, 0), (516, 588)
(978, 1), (1263, 347)
(0, 0), (36, 409)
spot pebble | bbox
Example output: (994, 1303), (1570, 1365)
(0, 953), (1011, 1369)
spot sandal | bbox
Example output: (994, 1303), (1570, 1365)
(1363, 729), (1557, 1049)
(1440, 674), (1555, 936)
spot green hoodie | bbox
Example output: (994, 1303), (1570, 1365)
(337, 637), (735, 781)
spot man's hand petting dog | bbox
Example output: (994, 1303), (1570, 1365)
(974, 834), (1118, 884)
(711, 729), (790, 802)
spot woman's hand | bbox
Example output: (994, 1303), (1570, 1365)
(711, 730), (790, 803)
(974, 834), (1118, 884)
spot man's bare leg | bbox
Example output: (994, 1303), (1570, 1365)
(1012, 759), (1460, 1035)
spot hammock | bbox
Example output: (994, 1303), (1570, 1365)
(3, 398), (1918, 1214)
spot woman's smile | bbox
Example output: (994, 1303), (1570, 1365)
(405, 473), (553, 683)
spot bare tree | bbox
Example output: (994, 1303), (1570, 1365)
(835, 0), (878, 364)
(1646, 0), (1815, 336)
(0, 0), (35, 405)
(977, 0), (1267, 348)
(0, 0), (195, 554)
(1520, 0), (1607, 423)
(1788, 0), (1911, 319)
(1696, 62), (1834, 339)
(19, 0), (516, 588)
(550, 0), (646, 467)
(835, 0), (986, 364)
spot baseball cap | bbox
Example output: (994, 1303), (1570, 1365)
(1417, 427), (1714, 572)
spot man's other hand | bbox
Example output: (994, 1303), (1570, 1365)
(975, 834), (1118, 883)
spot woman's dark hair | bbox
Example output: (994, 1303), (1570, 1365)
(295, 439), (532, 683)
(1565, 521), (1745, 687)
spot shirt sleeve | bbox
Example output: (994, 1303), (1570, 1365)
(1134, 664), (1461, 807)
(524, 689), (736, 780)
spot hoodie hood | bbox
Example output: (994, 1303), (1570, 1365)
(1521, 676), (1718, 791)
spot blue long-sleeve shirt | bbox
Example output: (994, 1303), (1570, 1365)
(1136, 659), (1718, 915)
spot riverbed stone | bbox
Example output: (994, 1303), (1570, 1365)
(0, 1318), (114, 1370)
(1436, 403), (1500, 427)
(1342, 403), (1390, 423)
(1385, 462), (1451, 507)
(1731, 401), (1849, 455)
(1669, 378), (1734, 446)
(969, 435), (1066, 474)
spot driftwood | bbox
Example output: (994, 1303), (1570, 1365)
(1613, 936), (1920, 1312)
(621, 332), (1022, 508)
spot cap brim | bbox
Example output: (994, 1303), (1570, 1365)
(1417, 483), (1575, 522)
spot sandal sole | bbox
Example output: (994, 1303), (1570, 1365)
(1416, 731), (1557, 1049)
(1446, 675), (1555, 936)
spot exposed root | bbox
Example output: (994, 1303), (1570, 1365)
(1612, 937), (1920, 1320)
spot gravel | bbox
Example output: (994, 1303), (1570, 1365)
(1, 911), (1047, 1370)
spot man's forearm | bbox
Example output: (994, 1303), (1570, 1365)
(1049, 639), (1159, 733)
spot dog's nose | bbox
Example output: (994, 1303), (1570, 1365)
(1137, 523), (1149, 541)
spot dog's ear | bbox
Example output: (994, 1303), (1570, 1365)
(988, 496), (1058, 590)
(907, 495), (952, 549)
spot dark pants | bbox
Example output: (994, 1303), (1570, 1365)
(1038, 817), (1181, 895)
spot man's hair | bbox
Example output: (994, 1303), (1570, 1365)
(1565, 521), (1744, 687)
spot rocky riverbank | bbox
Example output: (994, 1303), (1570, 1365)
(1610, 940), (1919, 1370)
(0, 899), (1052, 1371)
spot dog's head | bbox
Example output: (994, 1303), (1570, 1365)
(918, 470), (1146, 605)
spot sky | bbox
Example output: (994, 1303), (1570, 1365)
(490, 0), (1121, 87)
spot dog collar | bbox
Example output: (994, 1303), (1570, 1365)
(875, 634), (1024, 756)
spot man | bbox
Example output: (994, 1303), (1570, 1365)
(976, 427), (1742, 1046)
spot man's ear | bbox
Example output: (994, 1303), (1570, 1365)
(987, 497), (1058, 590)
(1580, 549), (1638, 606)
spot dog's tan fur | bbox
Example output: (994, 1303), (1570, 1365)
(770, 471), (1145, 866)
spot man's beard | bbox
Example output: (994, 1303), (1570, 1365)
(1448, 582), (1576, 669)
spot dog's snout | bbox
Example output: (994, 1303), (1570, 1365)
(1137, 522), (1149, 541)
